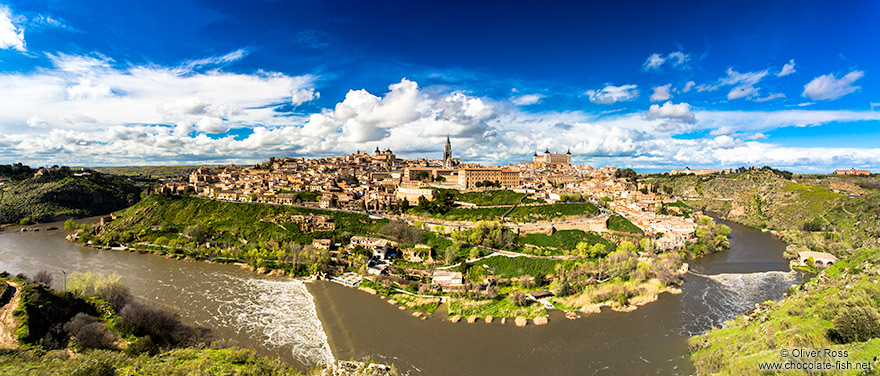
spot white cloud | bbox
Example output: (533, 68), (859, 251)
(872, 102), (880, 110)
(650, 84), (672, 102)
(746, 133), (768, 140)
(511, 93), (544, 106)
(802, 71), (864, 101)
(184, 49), (249, 69)
(778, 59), (796, 77)
(709, 126), (735, 136)
(668, 51), (690, 67)
(696, 83), (718, 92)
(682, 81), (695, 93)
(291, 87), (319, 107)
(643, 51), (690, 71)
(0, 6), (25, 51)
(643, 54), (665, 70)
(754, 93), (785, 102)
(721, 68), (768, 100)
(646, 101), (696, 124)
(585, 84), (639, 104)
(0, 52), (317, 138)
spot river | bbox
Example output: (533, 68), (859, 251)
(0, 217), (802, 375)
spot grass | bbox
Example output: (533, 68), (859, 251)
(408, 202), (597, 223)
(447, 297), (546, 318)
(434, 188), (537, 206)
(388, 293), (441, 314)
(518, 230), (613, 252)
(607, 215), (643, 233)
(689, 248), (880, 375)
(468, 256), (574, 279)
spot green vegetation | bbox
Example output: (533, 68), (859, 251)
(690, 249), (880, 375)
(468, 256), (574, 279)
(88, 165), (213, 178)
(607, 215), (643, 233)
(450, 221), (517, 250)
(409, 202), (597, 222)
(518, 230), (613, 255)
(447, 296), (546, 319)
(277, 190), (320, 202)
(0, 167), (142, 224)
(0, 272), (382, 376)
(434, 188), (537, 206)
(685, 217), (731, 257)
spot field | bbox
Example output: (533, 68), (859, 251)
(434, 188), (538, 206)
(447, 297), (547, 319)
(518, 229), (613, 252)
(468, 255), (575, 279)
(408, 202), (597, 223)
(607, 215), (643, 233)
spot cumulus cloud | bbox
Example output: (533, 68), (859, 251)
(643, 51), (690, 71)
(510, 93), (544, 106)
(650, 84), (672, 102)
(682, 81), (695, 93)
(709, 126), (735, 136)
(746, 133), (768, 140)
(778, 59), (796, 76)
(646, 101), (696, 124)
(754, 93), (785, 102)
(721, 68), (768, 100)
(585, 84), (639, 104)
(0, 52), (317, 136)
(291, 88), (320, 107)
(643, 53), (665, 70)
(802, 71), (864, 101)
(0, 6), (25, 51)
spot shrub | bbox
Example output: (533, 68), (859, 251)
(31, 270), (53, 286)
(19, 218), (31, 225)
(125, 335), (159, 356)
(95, 283), (133, 312)
(118, 302), (184, 346)
(508, 290), (527, 307)
(63, 313), (117, 350)
(828, 306), (880, 344)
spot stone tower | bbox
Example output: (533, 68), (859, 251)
(443, 136), (452, 167)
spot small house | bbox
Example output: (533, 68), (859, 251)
(797, 251), (838, 268)
(432, 271), (463, 287)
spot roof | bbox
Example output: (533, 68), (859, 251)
(798, 251), (838, 261)
(432, 271), (462, 278)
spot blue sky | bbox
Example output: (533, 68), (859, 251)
(0, 0), (878, 172)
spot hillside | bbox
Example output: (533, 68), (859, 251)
(0, 170), (142, 225)
(0, 273), (394, 376)
(645, 171), (880, 374)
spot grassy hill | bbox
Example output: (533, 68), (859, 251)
(0, 173), (142, 225)
(645, 171), (880, 374)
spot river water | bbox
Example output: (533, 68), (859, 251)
(0, 217), (802, 375)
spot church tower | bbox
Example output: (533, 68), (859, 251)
(443, 136), (453, 167)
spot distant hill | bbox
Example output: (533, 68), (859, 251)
(88, 165), (216, 178)
(0, 166), (143, 225)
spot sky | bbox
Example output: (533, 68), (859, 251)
(0, 0), (878, 172)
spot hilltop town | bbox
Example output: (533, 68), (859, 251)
(160, 138), (699, 253)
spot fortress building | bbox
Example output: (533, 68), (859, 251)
(533, 148), (572, 168)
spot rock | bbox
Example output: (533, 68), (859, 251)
(399, 306), (406, 310)
(515, 317), (527, 327)
(412, 311), (424, 318)
(500, 317), (507, 325)
(449, 316), (461, 323)
(565, 311), (581, 320)
(533, 316), (548, 325)
(485, 316), (493, 324)
(358, 287), (377, 295)
(386, 299), (396, 305)
(581, 304), (603, 314)
(467, 315), (478, 323)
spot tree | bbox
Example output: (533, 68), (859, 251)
(416, 170), (431, 181)
(508, 290), (527, 306)
(64, 219), (76, 230)
(32, 270), (53, 286)
(19, 218), (31, 225)
(829, 306), (880, 344)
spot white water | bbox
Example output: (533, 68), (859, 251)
(200, 275), (335, 367)
(683, 270), (800, 335)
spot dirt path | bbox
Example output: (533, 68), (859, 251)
(0, 281), (22, 349)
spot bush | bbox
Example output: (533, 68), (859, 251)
(32, 270), (53, 286)
(63, 313), (117, 350)
(19, 218), (31, 225)
(828, 306), (880, 344)
(118, 302), (184, 346)
(125, 335), (159, 356)
(95, 283), (133, 312)
(508, 290), (527, 307)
